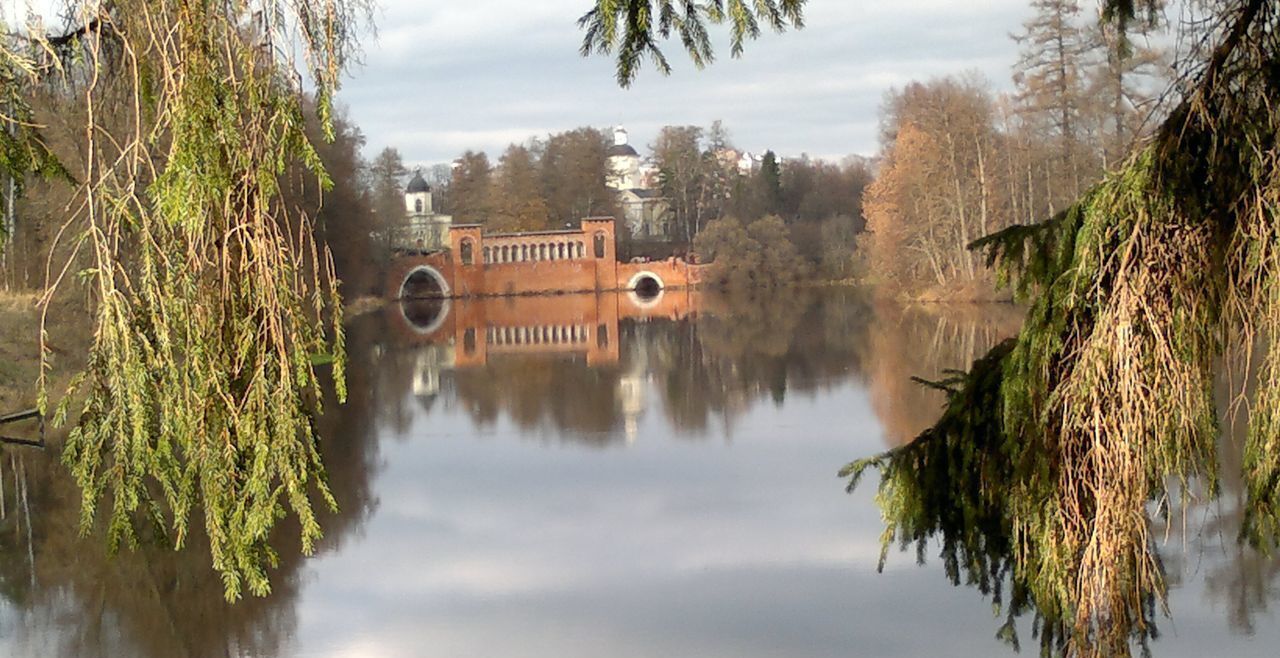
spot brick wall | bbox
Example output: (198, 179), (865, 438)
(385, 218), (709, 299)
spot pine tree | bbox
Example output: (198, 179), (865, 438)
(450, 150), (494, 224)
(578, 0), (805, 86)
(368, 147), (409, 259)
(759, 150), (783, 214)
(849, 4), (1280, 655)
(1012, 0), (1092, 200)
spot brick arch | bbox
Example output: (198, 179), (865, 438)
(625, 270), (665, 308)
(625, 270), (665, 291)
(399, 264), (451, 299)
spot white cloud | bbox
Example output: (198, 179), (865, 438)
(338, 0), (1035, 164)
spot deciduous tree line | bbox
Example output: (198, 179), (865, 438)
(646, 121), (872, 282)
(861, 0), (1169, 298)
(370, 120), (870, 285)
(366, 128), (623, 237)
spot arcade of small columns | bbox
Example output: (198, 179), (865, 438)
(485, 324), (598, 349)
(477, 232), (604, 265)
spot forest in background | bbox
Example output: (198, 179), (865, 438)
(0, 0), (1175, 303)
(861, 0), (1172, 299)
(368, 122), (871, 281)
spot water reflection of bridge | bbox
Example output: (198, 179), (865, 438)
(385, 289), (702, 370)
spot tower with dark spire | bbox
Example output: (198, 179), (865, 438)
(404, 169), (434, 215)
(400, 168), (453, 252)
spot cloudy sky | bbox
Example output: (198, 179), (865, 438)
(338, 0), (1039, 168)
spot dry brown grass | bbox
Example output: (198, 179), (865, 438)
(0, 292), (43, 412)
(0, 289), (91, 423)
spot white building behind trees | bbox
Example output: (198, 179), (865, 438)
(606, 127), (673, 241)
(400, 170), (454, 252)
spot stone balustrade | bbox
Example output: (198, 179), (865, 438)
(481, 232), (590, 265)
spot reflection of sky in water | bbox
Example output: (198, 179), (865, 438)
(288, 371), (1280, 658)
(293, 381), (895, 657)
(3, 294), (1280, 657)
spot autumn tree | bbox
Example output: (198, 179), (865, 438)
(864, 77), (1007, 294)
(490, 144), (550, 232)
(1084, 16), (1169, 167)
(293, 105), (378, 296)
(859, 5), (1170, 298)
(540, 127), (618, 225)
(748, 214), (808, 286)
(777, 156), (815, 219)
(701, 119), (737, 223)
(847, 3), (1280, 655)
(694, 215), (807, 289)
(863, 122), (943, 287)
(781, 158), (872, 274)
(652, 125), (707, 241)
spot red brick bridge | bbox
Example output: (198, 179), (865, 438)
(386, 218), (705, 299)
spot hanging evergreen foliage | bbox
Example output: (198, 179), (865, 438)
(845, 1), (1280, 655)
(579, 0), (805, 86)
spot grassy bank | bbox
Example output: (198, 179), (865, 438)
(0, 291), (89, 424)
(0, 292), (44, 414)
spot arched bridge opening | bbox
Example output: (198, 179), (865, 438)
(398, 266), (452, 334)
(400, 265), (450, 299)
(626, 271), (665, 306)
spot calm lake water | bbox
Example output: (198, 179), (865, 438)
(1, 288), (1278, 657)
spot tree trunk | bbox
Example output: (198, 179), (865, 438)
(943, 129), (975, 280)
(976, 136), (992, 239)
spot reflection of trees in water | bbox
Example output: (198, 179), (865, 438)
(858, 303), (1023, 446)
(1193, 357), (1280, 635)
(444, 289), (872, 441)
(3, 476), (304, 657)
(365, 290), (874, 443)
(451, 355), (624, 442)
(0, 318), (384, 658)
(660, 289), (870, 435)
(1198, 427), (1280, 635)
(372, 289), (1017, 445)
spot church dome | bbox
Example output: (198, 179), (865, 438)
(406, 171), (431, 194)
(607, 143), (639, 158)
(608, 126), (639, 158)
